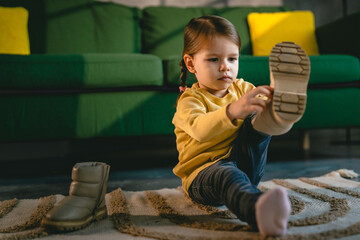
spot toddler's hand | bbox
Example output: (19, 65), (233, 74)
(226, 86), (273, 121)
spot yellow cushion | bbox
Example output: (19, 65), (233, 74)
(0, 6), (30, 55)
(247, 11), (319, 56)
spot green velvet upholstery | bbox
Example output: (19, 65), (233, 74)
(0, 92), (177, 141)
(238, 55), (360, 86)
(0, 0), (141, 54)
(164, 55), (360, 87)
(44, 0), (141, 54)
(0, 0), (359, 142)
(141, 6), (291, 58)
(295, 88), (360, 129)
(0, 54), (163, 88)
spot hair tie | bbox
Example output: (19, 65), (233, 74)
(179, 86), (186, 93)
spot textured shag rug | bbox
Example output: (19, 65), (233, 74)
(0, 169), (359, 240)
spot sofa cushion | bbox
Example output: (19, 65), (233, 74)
(0, 54), (163, 88)
(163, 55), (359, 87)
(247, 11), (319, 56)
(0, 6), (30, 55)
(141, 6), (291, 59)
(0, 0), (47, 54)
(44, 0), (141, 54)
(308, 55), (360, 85)
(238, 55), (360, 86)
(0, 91), (177, 141)
(295, 88), (360, 129)
(0, 0), (142, 54)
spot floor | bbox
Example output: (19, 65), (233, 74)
(1, 128), (359, 201)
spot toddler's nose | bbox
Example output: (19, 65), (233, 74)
(219, 61), (230, 72)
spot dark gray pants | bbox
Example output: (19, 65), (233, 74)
(188, 117), (271, 228)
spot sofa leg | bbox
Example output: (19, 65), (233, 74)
(302, 130), (310, 151)
(346, 128), (351, 145)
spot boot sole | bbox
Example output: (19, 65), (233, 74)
(269, 41), (310, 123)
(41, 206), (108, 232)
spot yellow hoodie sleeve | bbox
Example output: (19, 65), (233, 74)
(173, 93), (243, 142)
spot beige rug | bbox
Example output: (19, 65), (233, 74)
(1, 169), (360, 240)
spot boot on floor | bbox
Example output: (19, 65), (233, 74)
(252, 42), (310, 136)
(42, 162), (110, 232)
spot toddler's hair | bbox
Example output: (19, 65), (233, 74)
(178, 15), (241, 100)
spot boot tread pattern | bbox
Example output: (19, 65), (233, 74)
(273, 92), (306, 115)
(270, 42), (310, 76)
(270, 42), (310, 121)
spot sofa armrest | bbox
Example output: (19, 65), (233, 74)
(316, 11), (360, 58)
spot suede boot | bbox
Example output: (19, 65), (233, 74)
(42, 162), (110, 231)
(252, 42), (310, 135)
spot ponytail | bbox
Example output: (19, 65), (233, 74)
(176, 59), (188, 104)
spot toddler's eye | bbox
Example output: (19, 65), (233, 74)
(208, 58), (218, 62)
(229, 57), (238, 62)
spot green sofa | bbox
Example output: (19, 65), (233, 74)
(0, 0), (359, 142)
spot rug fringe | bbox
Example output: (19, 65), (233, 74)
(324, 169), (359, 179)
(0, 195), (55, 233)
(273, 179), (350, 227)
(0, 199), (18, 218)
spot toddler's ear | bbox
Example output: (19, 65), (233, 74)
(184, 54), (197, 73)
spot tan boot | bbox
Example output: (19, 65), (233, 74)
(252, 42), (310, 135)
(42, 162), (110, 232)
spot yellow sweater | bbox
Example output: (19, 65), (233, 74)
(172, 79), (255, 194)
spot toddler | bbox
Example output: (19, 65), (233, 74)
(172, 15), (310, 236)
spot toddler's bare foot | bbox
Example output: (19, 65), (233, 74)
(255, 187), (291, 236)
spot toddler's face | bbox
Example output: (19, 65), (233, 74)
(186, 36), (239, 98)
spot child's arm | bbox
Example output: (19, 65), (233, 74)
(174, 96), (243, 142)
(226, 86), (273, 122)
